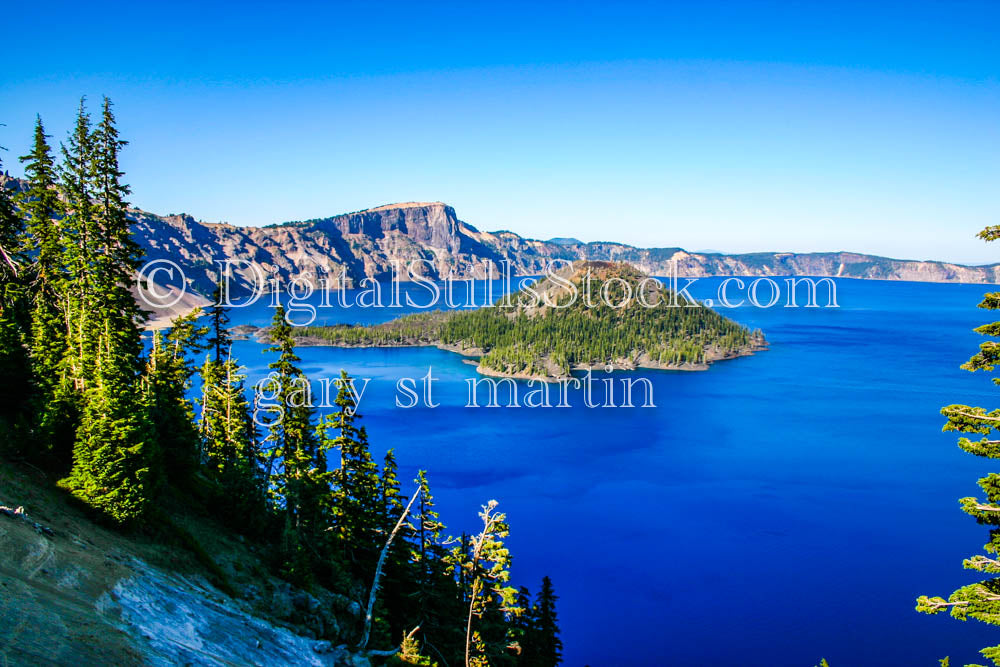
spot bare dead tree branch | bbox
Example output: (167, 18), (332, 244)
(357, 484), (421, 651)
(946, 409), (1000, 423)
(971, 504), (1000, 512)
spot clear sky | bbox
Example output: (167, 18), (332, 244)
(2, 1), (998, 263)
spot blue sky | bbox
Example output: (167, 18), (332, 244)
(2, 1), (998, 263)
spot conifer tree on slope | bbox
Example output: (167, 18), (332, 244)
(532, 576), (562, 667)
(263, 305), (328, 583)
(61, 98), (155, 524)
(145, 308), (207, 480)
(918, 224), (1000, 666)
(319, 370), (381, 575)
(199, 318), (262, 525)
(200, 278), (261, 511)
(459, 500), (520, 667)
(377, 448), (418, 643)
(90, 97), (145, 362)
(59, 98), (98, 392)
(18, 116), (74, 456)
(205, 283), (231, 365)
(0, 153), (31, 449)
(411, 469), (465, 661)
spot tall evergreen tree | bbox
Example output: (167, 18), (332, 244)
(460, 500), (520, 667)
(532, 577), (562, 667)
(205, 283), (231, 364)
(90, 97), (145, 361)
(199, 344), (263, 527)
(66, 328), (157, 523)
(318, 370), (381, 576)
(18, 116), (74, 456)
(918, 224), (1000, 666)
(263, 305), (327, 584)
(0, 154), (31, 451)
(377, 448), (417, 643)
(411, 470), (464, 661)
(145, 309), (206, 480)
(59, 97), (97, 393)
(61, 97), (156, 524)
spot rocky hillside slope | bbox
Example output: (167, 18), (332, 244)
(0, 462), (372, 666)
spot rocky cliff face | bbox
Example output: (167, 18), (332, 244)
(132, 201), (1000, 296)
(4, 173), (997, 295)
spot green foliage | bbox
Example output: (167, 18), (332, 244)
(410, 471), (466, 661)
(145, 310), (207, 480)
(318, 369), (381, 580)
(387, 631), (436, 666)
(63, 341), (157, 524)
(18, 116), (74, 458)
(532, 577), (562, 666)
(57, 98), (154, 524)
(198, 344), (264, 529)
(261, 306), (328, 585)
(0, 152), (32, 454)
(205, 284), (232, 364)
(919, 227), (1000, 664)
(378, 448), (416, 641)
(459, 500), (521, 667)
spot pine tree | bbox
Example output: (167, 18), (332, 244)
(377, 448), (418, 642)
(0, 154), (31, 452)
(145, 308), (206, 480)
(59, 97), (97, 393)
(60, 97), (156, 524)
(460, 500), (520, 667)
(262, 305), (327, 584)
(318, 370), (381, 576)
(411, 470), (464, 661)
(18, 116), (74, 457)
(90, 97), (145, 361)
(205, 283), (231, 364)
(532, 577), (562, 666)
(67, 326), (156, 523)
(917, 225), (1000, 666)
(199, 340), (263, 528)
(381, 448), (404, 528)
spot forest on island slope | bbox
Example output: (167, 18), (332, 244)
(295, 262), (766, 379)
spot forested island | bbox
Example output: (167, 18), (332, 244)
(280, 261), (766, 381)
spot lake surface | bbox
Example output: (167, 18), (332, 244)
(222, 277), (1000, 666)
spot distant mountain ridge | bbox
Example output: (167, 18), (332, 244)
(2, 175), (997, 295)
(129, 200), (1000, 295)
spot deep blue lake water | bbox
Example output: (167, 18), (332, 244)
(218, 276), (1000, 666)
